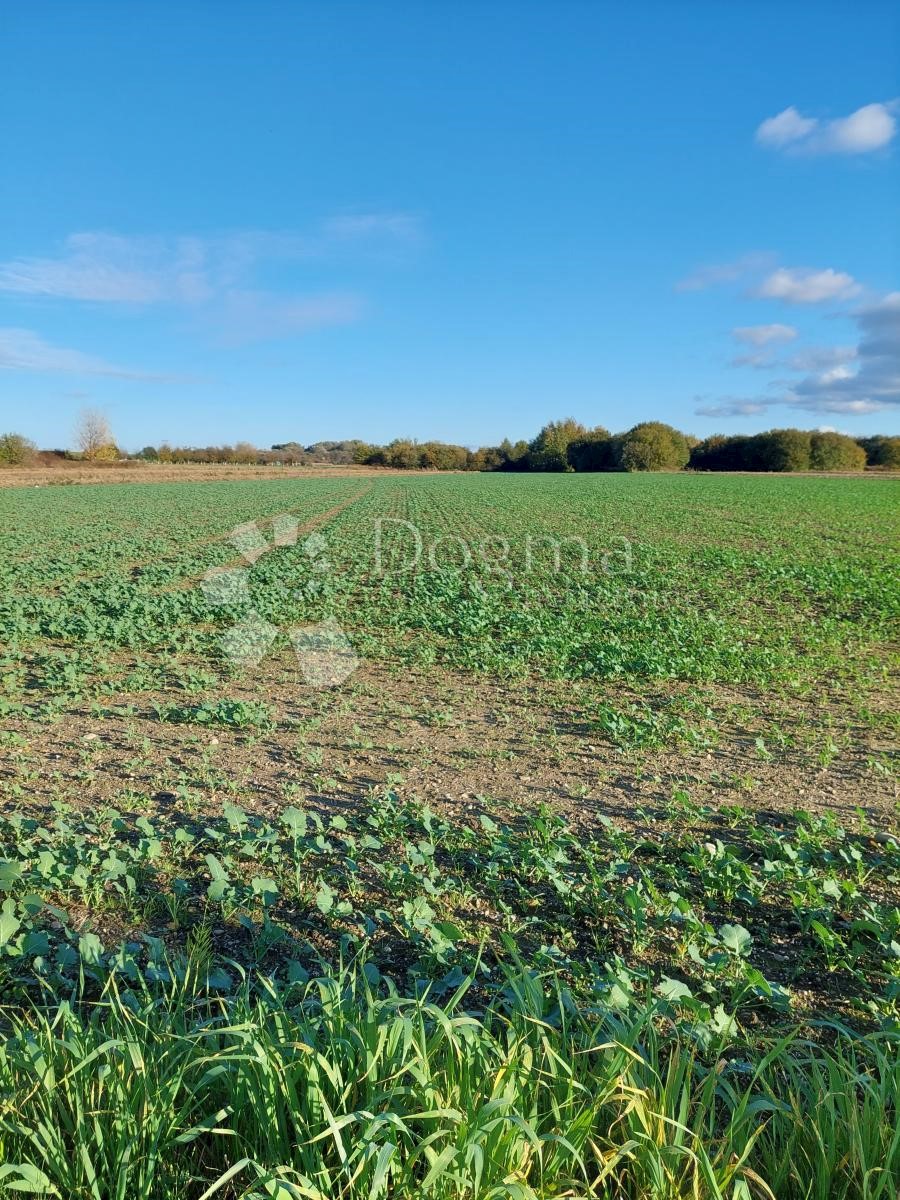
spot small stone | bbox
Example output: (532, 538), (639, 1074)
(83, 733), (99, 741)
(210, 737), (220, 745)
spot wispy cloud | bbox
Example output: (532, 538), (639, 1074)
(756, 101), (899, 156)
(0, 233), (212, 304)
(729, 325), (798, 369)
(695, 396), (773, 418)
(785, 345), (857, 372)
(678, 255), (863, 307)
(0, 214), (421, 345)
(756, 266), (861, 305)
(0, 328), (164, 379)
(322, 213), (423, 243)
(732, 323), (798, 346)
(675, 252), (774, 293)
(213, 290), (364, 347)
(699, 294), (900, 418)
(787, 293), (900, 414)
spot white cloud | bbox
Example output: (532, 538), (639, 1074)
(695, 397), (773, 418)
(786, 293), (900, 413)
(700, 294), (900, 418)
(675, 252), (774, 293)
(732, 323), (798, 346)
(823, 103), (898, 153)
(730, 352), (777, 370)
(756, 101), (898, 155)
(0, 233), (212, 304)
(0, 328), (161, 379)
(786, 345), (857, 371)
(322, 213), (422, 242)
(757, 266), (861, 304)
(756, 106), (818, 148)
(0, 215), (420, 344)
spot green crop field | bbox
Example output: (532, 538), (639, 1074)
(1, 472), (899, 1199)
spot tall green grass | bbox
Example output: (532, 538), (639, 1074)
(0, 959), (897, 1199)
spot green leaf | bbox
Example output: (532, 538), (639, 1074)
(0, 860), (23, 891)
(719, 923), (752, 955)
(281, 806), (307, 838)
(78, 931), (104, 965)
(0, 907), (21, 947)
(655, 975), (693, 1002)
(0, 1163), (60, 1194)
(205, 853), (230, 881)
(287, 960), (309, 984)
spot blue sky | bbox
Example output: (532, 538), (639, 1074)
(1, 1), (898, 450)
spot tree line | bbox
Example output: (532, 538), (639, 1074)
(2, 411), (899, 472)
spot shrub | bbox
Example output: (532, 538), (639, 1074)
(616, 422), (690, 471)
(689, 434), (761, 471)
(567, 426), (614, 471)
(0, 432), (37, 466)
(809, 431), (867, 471)
(858, 434), (900, 469)
(753, 428), (812, 472)
(527, 418), (588, 471)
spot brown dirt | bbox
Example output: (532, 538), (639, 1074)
(0, 463), (441, 488)
(3, 655), (896, 838)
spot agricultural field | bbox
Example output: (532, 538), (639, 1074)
(1, 471), (899, 1199)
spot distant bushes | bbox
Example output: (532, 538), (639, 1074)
(689, 428), (873, 473)
(0, 432), (37, 466)
(3, 424), (896, 473)
(616, 422), (692, 472)
(858, 434), (900, 469)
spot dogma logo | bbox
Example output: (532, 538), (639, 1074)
(200, 515), (358, 687)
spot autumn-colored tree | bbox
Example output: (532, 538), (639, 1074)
(809, 432), (866, 471)
(0, 432), (38, 466)
(527, 418), (587, 471)
(615, 422), (690, 471)
(75, 408), (117, 460)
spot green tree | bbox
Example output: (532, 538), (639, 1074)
(566, 427), (614, 471)
(384, 439), (420, 469)
(809, 431), (866, 471)
(615, 422), (690, 471)
(498, 438), (530, 470)
(0, 432), (38, 466)
(527, 418), (587, 471)
(753, 428), (812, 472)
(857, 435), (900, 469)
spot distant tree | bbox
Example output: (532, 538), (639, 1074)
(136, 445), (159, 461)
(384, 439), (420, 469)
(496, 438), (530, 470)
(527, 418), (587, 471)
(350, 442), (377, 464)
(857, 435), (900, 469)
(566, 427), (614, 471)
(615, 422), (690, 471)
(753, 428), (811, 472)
(809, 431), (866, 471)
(0, 432), (38, 466)
(470, 445), (506, 471)
(75, 407), (117, 460)
(689, 434), (763, 471)
(232, 441), (258, 464)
